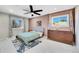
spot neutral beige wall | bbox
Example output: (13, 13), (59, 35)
(49, 9), (74, 32)
(75, 6), (79, 48)
(0, 13), (9, 39)
(29, 15), (49, 36)
(29, 9), (74, 36)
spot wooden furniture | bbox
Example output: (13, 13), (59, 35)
(48, 30), (74, 45)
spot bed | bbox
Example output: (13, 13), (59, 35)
(13, 26), (44, 52)
(16, 26), (44, 45)
(16, 31), (43, 45)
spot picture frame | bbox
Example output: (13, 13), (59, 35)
(49, 14), (70, 28)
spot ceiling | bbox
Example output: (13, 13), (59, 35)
(0, 5), (76, 18)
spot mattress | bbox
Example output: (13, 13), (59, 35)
(16, 31), (40, 44)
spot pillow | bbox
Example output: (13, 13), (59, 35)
(35, 32), (43, 37)
(33, 26), (44, 32)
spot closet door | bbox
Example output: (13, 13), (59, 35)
(0, 14), (9, 39)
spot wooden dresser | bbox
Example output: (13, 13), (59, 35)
(48, 30), (74, 45)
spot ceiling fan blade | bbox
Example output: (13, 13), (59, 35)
(33, 10), (43, 12)
(34, 12), (40, 15)
(30, 5), (33, 12)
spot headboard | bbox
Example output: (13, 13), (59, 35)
(32, 26), (44, 32)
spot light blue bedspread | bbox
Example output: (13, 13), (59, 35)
(17, 31), (40, 44)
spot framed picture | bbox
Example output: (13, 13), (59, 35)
(37, 21), (42, 26)
(49, 14), (69, 28)
(12, 19), (22, 28)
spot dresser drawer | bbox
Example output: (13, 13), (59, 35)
(48, 30), (74, 45)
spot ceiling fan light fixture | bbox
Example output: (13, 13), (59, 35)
(23, 5), (43, 16)
(31, 14), (33, 16)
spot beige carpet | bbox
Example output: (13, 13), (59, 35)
(25, 37), (79, 53)
(0, 38), (16, 53)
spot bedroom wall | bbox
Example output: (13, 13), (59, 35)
(75, 6), (79, 48)
(29, 15), (49, 36)
(29, 9), (74, 36)
(10, 16), (24, 36)
(10, 15), (29, 36)
(0, 13), (9, 39)
(49, 9), (74, 32)
(0, 12), (29, 38)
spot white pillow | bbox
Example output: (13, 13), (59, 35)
(36, 32), (43, 37)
